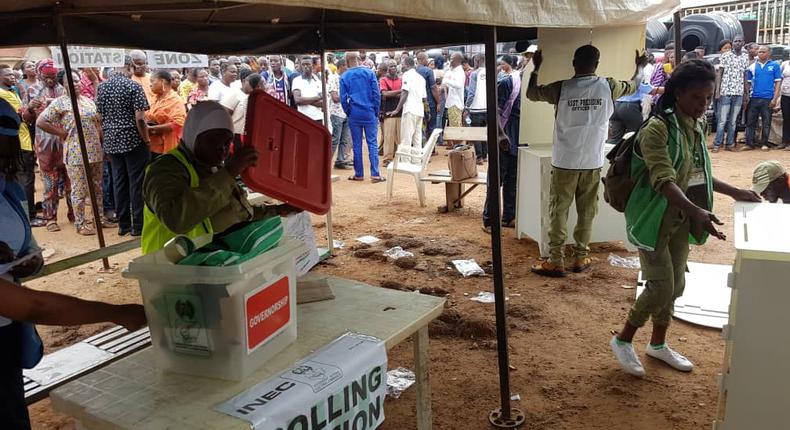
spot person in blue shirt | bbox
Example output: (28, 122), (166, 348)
(416, 51), (441, 145)
(607, 82), (656, 143)
(744, 45), (782, 151)
(340, 52), (384, 183)
(0, 99), (146, 430)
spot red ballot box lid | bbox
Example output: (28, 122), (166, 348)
(241, 90), (332, 215)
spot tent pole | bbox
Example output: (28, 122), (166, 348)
(55, 14), (110, 270)
(485, 26), (525, 429)
(318, 9), (335, 257)
(673, 11), (682, 63)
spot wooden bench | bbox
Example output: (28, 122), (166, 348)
(24, 325), (152, 404)
(421, 169), (487, 213)
(443, 126), (487, 142)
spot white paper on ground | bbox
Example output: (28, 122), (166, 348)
(470, 292), (496, 303)
(283, 212), (320, 277)
(383, 247), (414, 260)
(215, 332), (388, 430)
(452, 259), (485, 277)
(386, 367), (415, 399)
(356, 235), (380, 244)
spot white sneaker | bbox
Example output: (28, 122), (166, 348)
(610, 336), (645, 377)
(645, 344), (694, 372)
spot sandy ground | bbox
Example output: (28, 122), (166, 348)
(25, 141), (790, 430)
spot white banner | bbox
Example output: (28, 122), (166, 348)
(146, 51), (208, 68)
(215, 332), (387, 430)
(50, 46), (126, 68)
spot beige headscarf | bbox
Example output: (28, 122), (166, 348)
(181, 101), (233, 153)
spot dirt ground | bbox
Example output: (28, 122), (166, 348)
(26, 142), (790, 430)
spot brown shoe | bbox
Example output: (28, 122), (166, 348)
(571, 257), (592, 273)
(741, 145), (755, 151)
(531, 261), (566, 278)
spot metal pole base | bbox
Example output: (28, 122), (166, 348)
(489, 407), (526, 428)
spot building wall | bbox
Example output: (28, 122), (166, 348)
(685, 0), (790, 45)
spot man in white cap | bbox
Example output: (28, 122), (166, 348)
(752, 160), (790, 203)
(141, 101), (298, 254)
(520, 44), (539, 70)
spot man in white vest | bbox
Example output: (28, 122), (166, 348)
(526, 45), (646, 277)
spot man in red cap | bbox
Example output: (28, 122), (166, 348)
(26, 59), (71, 232)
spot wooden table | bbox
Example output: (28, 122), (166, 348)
(51, 278), (445, 430)
(248, 174), (340, 257)
(421, 169), (487, 213)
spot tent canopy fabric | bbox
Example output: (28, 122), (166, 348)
(2, 0), (678, 53)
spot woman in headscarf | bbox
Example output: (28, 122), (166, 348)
(28, 59), (71, 232)
(37, 70), (110, 236)
(141, 101), (298, 254)
(145, 70), (186, 157)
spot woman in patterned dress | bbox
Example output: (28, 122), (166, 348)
(36, 71), (111, 235)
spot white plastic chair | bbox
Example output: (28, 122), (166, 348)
(385, 128), (443, 207)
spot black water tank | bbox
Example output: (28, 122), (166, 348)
(646, 20), (671, 49)
(669, 11), (743, 55)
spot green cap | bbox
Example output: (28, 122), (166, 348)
(752, 160), (786, 194)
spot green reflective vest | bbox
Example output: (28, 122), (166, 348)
(625, 110), (713, 251)
(141, 147), (214, 255)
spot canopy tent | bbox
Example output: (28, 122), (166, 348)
(1, 0), (679, 427)
(3, 0), (678, 52)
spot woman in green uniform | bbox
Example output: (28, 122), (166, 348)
(141, 101), (297, 254)
(610, 60), (760, 377)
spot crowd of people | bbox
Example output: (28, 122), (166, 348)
(0, 47), (540, 238)
(611, 37), (790, 153)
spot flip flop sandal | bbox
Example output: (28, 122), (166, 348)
(371, 177), (387, 183)
(348, 176), (364, 181)
(77, 225), (96, 236)
(46, 222), (61, 232)
(101, 218), (118, 228)
(30, 217), (48, 228)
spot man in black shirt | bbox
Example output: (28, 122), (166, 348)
(95, 56), (150, 236)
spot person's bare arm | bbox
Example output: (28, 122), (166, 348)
(293, 89), (321, 106)
(35, 115), (67, 140)
(659, 182), (727, 240)
(0, 277), (146, 330)
(430, 85), (441, 106)
(135, 110), (149, 143)
(331, 90), (340, 104)
(387, 90), (408, 116)
(713, 177), (762, 202)
(147, 123), (174, 135)
(382, 89), (402, 98)
(772, 80), (781, 108)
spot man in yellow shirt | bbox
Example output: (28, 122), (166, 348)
(129, 50), (155, 105)
(0, 65), (43, 225)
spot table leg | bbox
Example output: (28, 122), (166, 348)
(326, 209), (334, 256)
(445, 183), (462, 210)
(414, 326), (432, 430)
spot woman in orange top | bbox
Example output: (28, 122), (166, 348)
(145, 70), (186, 156)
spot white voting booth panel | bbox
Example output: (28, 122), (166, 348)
(637, 262), (731, 329)
(715, 203), (790, 430)
(515, 145), (634, 257)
